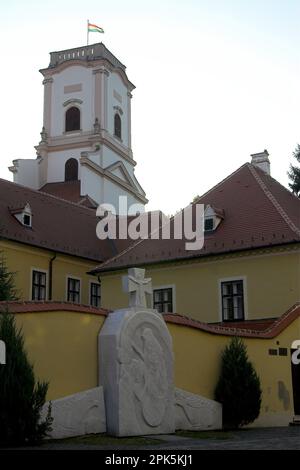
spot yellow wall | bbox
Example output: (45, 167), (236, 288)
(15, 311), (105, 400)
(0, 240), (100, 305)
(100, 246), (300, 322)
(169, 318), (300, 427)
(13, 308), (300, 427)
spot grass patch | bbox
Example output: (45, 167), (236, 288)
(48, 433), (162, 447)
(176, 430), (232, 440)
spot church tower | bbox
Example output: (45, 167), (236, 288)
(9, 43), (148, 212)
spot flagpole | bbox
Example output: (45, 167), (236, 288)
(87, 19), (89, 45)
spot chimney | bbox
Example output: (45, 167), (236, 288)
(250, 149), (271, 175)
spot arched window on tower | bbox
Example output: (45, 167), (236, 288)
(65, 158), (78, 181)
(114, 113), (121, 139)
(65, 106), (80, 132)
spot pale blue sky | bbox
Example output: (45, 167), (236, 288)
(0, 1), (299, 213)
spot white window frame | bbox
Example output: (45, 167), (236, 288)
(66, 275), (82, 303)
(30, 267), (48, 301)
(218, 276), (248, 322)
(152, 284), (176, 313)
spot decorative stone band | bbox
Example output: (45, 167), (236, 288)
(63, 98), (83, 107)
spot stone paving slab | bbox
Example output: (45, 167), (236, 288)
(3, 427), (300, 450)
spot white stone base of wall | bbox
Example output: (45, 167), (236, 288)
(41, 386), (106, 439)
(175, 388), (222, 431)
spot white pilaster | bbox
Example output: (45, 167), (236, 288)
(127, 92), (132, 150)
(42, 77), (53, 135)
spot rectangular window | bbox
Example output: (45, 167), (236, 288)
(204, 218), (214, 232)
(32, 270), (46, 301)
(269, 349), (278, 356)
(153, 288), (173, 313)
(90, 282), (101, 308)
(23, 214), (32, 227)
(221, 280), (244, 321)
(67, 278), (81, 303)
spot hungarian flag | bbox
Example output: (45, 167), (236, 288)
(88, 22), (104, 33)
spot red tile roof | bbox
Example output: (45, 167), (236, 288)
(92, 163), (300, 273)
(40, 181), (98, 209)
(212, 319), (275, 331)
(1, 301), (298, 339)
(0, 179), (132, 262)
(164, 303), (300, 338)
(0, 300), (109, 316)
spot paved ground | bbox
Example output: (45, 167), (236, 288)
(10, 426), (300, 451)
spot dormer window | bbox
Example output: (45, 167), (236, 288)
(204, 205), (224, 233)
(10, 203), (33, 228)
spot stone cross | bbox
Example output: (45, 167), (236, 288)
(122, 268), (152, 308)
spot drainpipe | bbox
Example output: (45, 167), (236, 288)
(48, 252), (57, 300)
(97, 275), (102, 304)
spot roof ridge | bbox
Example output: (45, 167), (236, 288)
(194, 163), (249, 202)
(247, 164), (300, 238)
(96, 231), (149, 270)
(94, 209), (183, 271)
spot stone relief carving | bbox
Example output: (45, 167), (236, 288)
(99, 308), (174, 436)
(41, 387), (106, 439)
(120, 326), (169, 428)
(175, 388), (222, 431)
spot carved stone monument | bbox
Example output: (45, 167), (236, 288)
(99, 268), (175, 436)
(40, 266), (221, 439)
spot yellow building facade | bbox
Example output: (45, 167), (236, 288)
(0, 177), (119, 308)
(100, 245), (300, 322)
(1, 239), (100, 306)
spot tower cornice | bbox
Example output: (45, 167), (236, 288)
(35, 131), (137, 166)
(39, 43), (135, 92)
